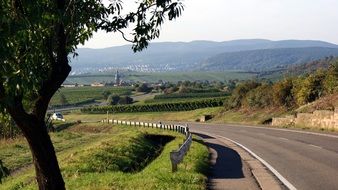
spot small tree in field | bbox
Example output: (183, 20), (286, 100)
(59, 93), (69, 106)
(0, 0), (183, 189)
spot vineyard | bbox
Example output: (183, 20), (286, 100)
(81, 97), (226, 114)
(153, 92), (229, 100)
(50, 86), (133, 107)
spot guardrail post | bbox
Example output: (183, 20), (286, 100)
(170, 152), (178, 172)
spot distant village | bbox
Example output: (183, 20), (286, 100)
(62, 70), (127, 88)
(62, 70), (165, 88)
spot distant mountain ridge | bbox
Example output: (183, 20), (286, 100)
(198, 47), (338, 71)
(71, 39), (338, 74)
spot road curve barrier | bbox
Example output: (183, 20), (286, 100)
(102, 119), (192, 172)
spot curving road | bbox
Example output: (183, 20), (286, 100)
(186, 123), (338, 190)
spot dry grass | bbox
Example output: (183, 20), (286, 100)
(296, 93), (338, 113)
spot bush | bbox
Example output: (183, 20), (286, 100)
(107, 94), (121, 105)
(0, 113), (20, 139)
(226, 81), (260, 109)
(136, 84), (153, 93)
(0, 160), (9, 183)
(273, 78), (295, 108)
(118, 96), (133, 105)
(102, 90), (112, 100)
(246, 84), (273, 108)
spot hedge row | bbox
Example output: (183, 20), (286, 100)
(153, 92), (229, 100)
(81, 98), (226, 113)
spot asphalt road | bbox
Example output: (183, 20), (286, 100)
(187, 123), (338, 190)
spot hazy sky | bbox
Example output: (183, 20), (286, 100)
(81, 0), (338, 48)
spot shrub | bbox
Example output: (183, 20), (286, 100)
(0, 160), (9, 183)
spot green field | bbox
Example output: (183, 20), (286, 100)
(0, 123), (208, 190)
(65, 107), (224, 123)
(66, 71), (257, 84)
(50, 86), (132, 107)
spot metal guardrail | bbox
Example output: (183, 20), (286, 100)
(102, 119), (192, 172)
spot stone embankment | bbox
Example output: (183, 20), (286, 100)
(272, 108), (338, 130)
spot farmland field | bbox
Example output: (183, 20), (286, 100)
(66, 71), (257, 84)
(50, 86), (133, 107)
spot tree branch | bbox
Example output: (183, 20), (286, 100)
(117, 29), (133, 43)
(32, 0), (70, 119)
(33, 23), (71, 119)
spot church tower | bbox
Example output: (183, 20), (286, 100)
(115, 70), (121, 86)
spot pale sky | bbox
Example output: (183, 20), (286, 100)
(81, 0), (338, 49)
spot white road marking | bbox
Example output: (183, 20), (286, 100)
(189, 122), (338, 139)
(279, 137), (290, 141)
(217, 135), (297, 190)
(308, 144), (323, 149)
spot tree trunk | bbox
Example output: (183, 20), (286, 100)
(10, 111), (65, 190)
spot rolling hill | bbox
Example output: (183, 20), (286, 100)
(70, 39), (338, 73)
(198, 47), (338, 71)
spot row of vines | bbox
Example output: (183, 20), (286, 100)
(153, 92), (229, 100)
(81, 98), (226, 114)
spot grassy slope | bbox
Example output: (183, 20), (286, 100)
(67, 107), (284, 125)
(0, 123), (208, 190)
(65, 107), (223, 123)
(296, 93), (338, 113)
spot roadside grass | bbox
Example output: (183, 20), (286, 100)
(0, 124), (117, 173)
(0, 123), (208, 190)
(65, 107), (224, 123)
(63, 106), (337, 133)
(210, 108), (286, 125)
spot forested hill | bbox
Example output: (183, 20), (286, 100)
(71, 39), (338, 73)
(286, 56), (338, 75)
(198, 47), (338, 72)
(257, 56), (338, 79)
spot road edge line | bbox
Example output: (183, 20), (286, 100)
(217, 135), (297, 190)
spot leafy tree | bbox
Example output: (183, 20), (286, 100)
(102, 90), (112, 100)
(227, 81), (260, 109)
(136, 83), (153, 93)
(246, 84), (273, 108)
(272, 78), (295, 108)
(0, 0), (183, 189)
(164, 86), (179, 94)
(293, 71), (325, 106)
(323, 60), (338, 94)
(118, 96), (133, 104)
(107, 94), (121, 105)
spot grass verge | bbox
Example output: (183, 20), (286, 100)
(0, 123), (209, 190)
(65, 107), (223, 123)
